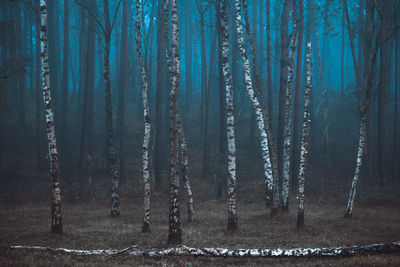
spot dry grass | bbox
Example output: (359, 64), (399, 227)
(0, 177), (400, 266)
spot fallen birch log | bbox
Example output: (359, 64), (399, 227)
(11, 241), (400, 258)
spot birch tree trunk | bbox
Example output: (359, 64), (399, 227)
(40, 0), (62, 234)
(297, 41), (312, 228)
(233, 0), (273, 206)
(281, 10), (297, 211)
(344, 21), (380, 217)
(135, 0), (151, 233)
(163, 0), (194, 230)
(242, 0), (279, 214)
(177, 112), (194, 222)
(167, 0), (182, 245)
(219, 0), (237, 231)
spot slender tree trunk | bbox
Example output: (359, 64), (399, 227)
(216, 2), (227, 199)
(311, 0), (329, 195)
(234, 0), (273, 206)
(202, 32), (217, 180)
(155, 0), (165, 190)
(163, 0), (194, 225)
(278, 0), (291, 190)
(184, 2), (192, 115)
(167, 0), (182, 245)
(266, 0), (273, 120)
(297, 41), (312, 228)
(177, 112), (194, 222)
(40, 0), (62, 234)
(60, 0), (69, 157)
(200, 13), (206, 146)
(394, 18), (398, 179)
(103, 0), (120, 217)
(291, 0), (303, 192)
(282, 8), (297, 211)
(345, 25), (380, 217)
(242, 0), (279, 213)
(117, 0), (128, 184)
(136, 0), (151, 232)
(377, 0), (393, 187)
(343, 0), (360, 90)
(220, 0), (237, 231)
(341, 0), (344, 98)
(36, 2), (42, 169)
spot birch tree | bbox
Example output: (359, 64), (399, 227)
(241, 0), (279, 214)
(177, 112), (194, 222)
(282, 7), (297, 211)
(40, 0), (62, 234)
(135, 0), (151, 233)
(297, 41), (312, 228)
(167, 0), (182, 244)
(233, 0), (273, 206)
(344, 4), (390, 217)
(163, 0), (195, 225)
(219, 0), (237, 231)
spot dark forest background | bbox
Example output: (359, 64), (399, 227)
(0, 0), (399, 204)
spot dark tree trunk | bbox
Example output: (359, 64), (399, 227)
(291, 0), (304, 192)
(202, 32), (217, 180)
(266, 0), (273, 120)
(36, 1), (42, 169)
(103, 0), (120, 217)
(377, 0), (393, 187)
(155, 0), (166, 190)
(118, 0), (128, 184)
(60, 0), (69, 159)
(40, 0), (63, 234)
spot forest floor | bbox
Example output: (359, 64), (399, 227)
(1, 173), (400, 266)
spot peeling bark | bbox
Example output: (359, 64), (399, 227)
(233, 0), (273, 206)
(297, 42), (312, 228)
(220, 0), (237, 231)
(282, 8), (297, 211)
(40, 0), (62, 234)
(135, 0), (151, 233)
(167, 0), (182, 245)
(177, 112), (194, 222)
(242, 0), (279, 212)
(11, 241), (400, 257)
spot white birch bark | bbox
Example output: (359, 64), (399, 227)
(233, 0), (273, 204)
(12, 241), (400, 257)
(297, 41), (312, 228)
(177, 112), (194, 222)
(40, 0), (62, 234)
(163, 0), (194, 224)
(282, 10), (297, 211)
(344, 112), (366, 218)
(135, 0), (151, 232)
(167, 0), (182, 244)
(344, 23), (380, 218)
(219, 0), (237, 231)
